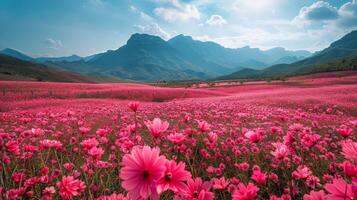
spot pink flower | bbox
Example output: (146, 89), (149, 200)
(157, 160), (191, 194)
(197, 120), (211, 132)
(11, 172), (26, 182)
(271, 142), (289, 159)
(343, 161), (357, 178)
(336, 126), (353, 137)
(292, 165), (312, 179)
(167, 132), (185, 145)
(43, 186), (56, 195)
(6, 141), (20, 155)
(128, 101), (139, 112)
(212, 177), (230, 190)
(324, 178), (356, 200)
(80, 138), (99, 149)
(341, 141), (357, 162)
(145, 118), (169, 138)
(251, 169), (267, 185)
(79, 127), (91, 134)
(207, 132), (218, 144)
(88, 147), (104, 160)
(232, 182), (259, 200)
(56, 176), (86, 200)
(303, 190), (326, 200)
(244, 130), (261, 143)
(6, 187), (26, 199)
(119, 146), (167, 200)
(183, 177), (214, 200)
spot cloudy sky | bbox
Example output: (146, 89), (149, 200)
(0, 0), (356, 57)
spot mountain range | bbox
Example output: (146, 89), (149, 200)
(219, 30), (357, 80)
(0, 33), (312, 82)
(1, 31), (356, 82)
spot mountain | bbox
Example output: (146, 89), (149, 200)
(0, 33), (313, 82)
(0, 54), (94, 82)
(0, 48), (35, 62)
(168, 35), (312, 70)
(36, 55), (83, 62)
(168, 35), (241, 71)
(272, 56), (301, 65)
(87, 34), (209, 81)
(220, 30), (357, 80)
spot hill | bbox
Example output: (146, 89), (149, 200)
(221, 30), (357, 80)
(0, 54), (94, 82)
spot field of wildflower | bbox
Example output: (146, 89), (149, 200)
(0, 71), (356, 200)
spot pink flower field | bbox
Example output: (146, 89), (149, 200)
(0, 71), (356, 199)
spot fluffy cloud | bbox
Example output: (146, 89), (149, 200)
(206, 15), (227, 26)
(154, 0), (200, 21)
(134, 23), (172, 40)
(337, 0), (357, 27)
(294, 0), (357, 29)
(46, 38), (63, 50)
(297, 1), (338, 21)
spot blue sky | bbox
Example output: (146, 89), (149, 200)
(0, 0), (356, 57)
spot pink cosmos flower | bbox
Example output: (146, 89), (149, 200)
(306, 176), (321, 189)
(342, 161), (357, 178)
(119, 146), (167, 200)
(79, 127), (91, 134)
(336, 126), (353, 137)
(157, 160), (191, 194)
(212, 177), (230, 190)
(80, 138), (99, 149)
(324, 178), (356, 200)
(56, 176), (86, 200)
(167, 132), (185, 145)
(145, 118), (169, 138)
(207, 132), (218, 144)
(42, 186), (56, 196)
(303, 190), (326, 200)
(271, 142), (289, 159)
(232, 182), (259, 200)
(341, 141), (357, 162)
(88, 147), (104, 160)
(251, 169), (267, 185)
(197, 120), (211, 132)
(12, 172), (26, 183)
(128, 101), (139, 112)
(183, 177), (214, 200)
(244, 130), (262, 143)
(292, 165), (312, 179)
(6, 187), (26, 199)
(6, 141), (20, 155)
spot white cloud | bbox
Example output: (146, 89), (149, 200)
(46, 38), (63, 50)
(129, 5), (153, 21)
(206, 15), (227, 26)
(337, 0), (357, 28)
(293, 1), (338, 28)
(134, 23), (172, 40)
(293, 0), (357, 29)
(154, 0), (200, 22)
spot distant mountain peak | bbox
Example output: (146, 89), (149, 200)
(0, 48), (34, 61)
(170, 34), (193, 41)
(330, 30), (357, 49)
(2, 48), (26, 54)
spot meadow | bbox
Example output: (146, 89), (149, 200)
(0, 71), (356, 199)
